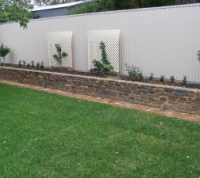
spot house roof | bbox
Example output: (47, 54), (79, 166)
(31, 1), (87, 12)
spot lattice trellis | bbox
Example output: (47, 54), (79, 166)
(47, 31), (73, 68)
(88, 30), (120, 72)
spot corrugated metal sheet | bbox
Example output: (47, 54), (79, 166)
(0, 3), (200, 82)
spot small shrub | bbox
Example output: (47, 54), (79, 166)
(170, 75), (175, 83)
(53, 44), (68, 66)
(0, 44), (10, 66)
(125, 64), (143, 81)
(27, 63), (30, 68)
(36, 62), (40, 69)
(31, 60), (34, 68)
(149, 73), (154, 81)
(197, 50), (200, 62)
(182, 75), (187, 85)
(23, 60), (26, 67)
(18, 60), (22, 67)
(40, 61), (44, 69)
(160, 75), (165, 82)
(90, 41), (114, 75)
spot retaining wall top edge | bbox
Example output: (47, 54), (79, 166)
(1, 67), (199, 92)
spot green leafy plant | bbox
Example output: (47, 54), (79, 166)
(160, 75), (165, 82)
(36, 62), (40, 69)
(31, 60), (34, 68)
(23, 60), (26, 67)
(170, 75), (175, 83)
(18, 60), (22, 67)
(182, 75), (187, 85)
(40, 61), (44, 69)
(125, 64), (143, 81)
(0, 0), (33, 28)
(149, 73), (154, 81)
(0, 44), (10, 66)
(90, 41), (114, 75)
(53, 44), (68, 66)
(197, 50), (200, 62)
(27, 63), (30, 68)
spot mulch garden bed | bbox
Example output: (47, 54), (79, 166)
(5, 64), (200, 90)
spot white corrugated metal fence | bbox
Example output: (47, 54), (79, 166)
(0, 3), (200, 82)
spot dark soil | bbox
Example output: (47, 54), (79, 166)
(6, 64), (200, 90)
(120, 76), (200, 89)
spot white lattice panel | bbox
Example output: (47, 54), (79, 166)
(88, 30), (120, 72)
(47, 31), (73, 68)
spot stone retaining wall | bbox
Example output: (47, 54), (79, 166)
(0, 67), (200, 115)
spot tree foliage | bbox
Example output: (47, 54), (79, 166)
(68, 0), (200, 15)
(0, 0), (33, 28)
(174, 0), (200, 4)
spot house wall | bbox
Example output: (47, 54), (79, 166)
(0, 4), (200, 82)
(32, 7), (70, 18)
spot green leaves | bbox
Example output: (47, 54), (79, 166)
(90, 41), (114, 75)
(125, 64), (143, 81)
(52, 44), (68, 66)
(0, 43), (10, 66)
(197, 50), (200, 62)
(0, 44), (10, 58)
(182, 75), (187, 85)
(0, 0), (33, 28)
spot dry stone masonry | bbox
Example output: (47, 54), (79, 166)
(0, 67), (199, 115)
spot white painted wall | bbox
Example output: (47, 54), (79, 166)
(0, 3), (200, 82)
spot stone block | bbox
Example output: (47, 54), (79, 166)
(0, 67), (199, 115)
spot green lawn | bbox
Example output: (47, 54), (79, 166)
(0, 83), (200, 178)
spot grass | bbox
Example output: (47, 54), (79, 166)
(0, 83), (200, 178)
